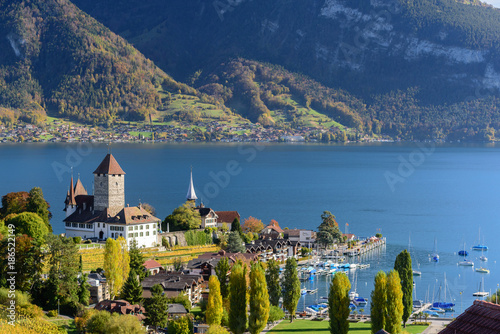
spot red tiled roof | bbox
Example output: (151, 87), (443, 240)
(143, 259), (163, 270)
(74, 178), (87, 196)
(215, 211), (240, 224)
(93, 154), (125, 175)
(439, 300), (500, 334)
(264, 220), (283, 233)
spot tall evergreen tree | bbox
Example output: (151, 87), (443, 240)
(249, 262), (270, 334)
(215, 256), (230, 299)
(231, 217), (242, 235)
(228, 261), (248, 334)
(328, 272), (351, 334)
(370, 271), (387, 333)
(78, 273), (91, 306)
(282, 258), (300, 322)
(227, 231), (245, 253)
(394, 250), (413, 328)
(207, 275), (223, 325)
(386, 270), (404, 334)
(145, 284), (169, 330)
(129, 239), (145, 280)
(26, 187), (52, 231)
(121, 270), (143, 305)
(265, 258), (281, 306)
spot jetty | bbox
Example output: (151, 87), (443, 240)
(340, 237), (386, 257)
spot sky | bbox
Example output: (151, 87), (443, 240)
(483, 0), (500, 7)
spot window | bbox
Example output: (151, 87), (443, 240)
(146, 225), (150, 229)
(79, 223), (85, 228)
(140, 225), (143, 230)
(87, 224), (93, 229)
(129, 226), (133, 231)
(65, 222), (71, 227)
(153, 230), (156, 235)
(98, 223), (100, 228)
(134, 226), (138, 230)
(140, 232), (143, 237)
(135, 233), (138, 237)
(146, 232), (149, 236)
(103, 224), (105, 228)
(128, 233), (133, 238)
(72, 223), (78, 228)
(111, 233), (114, 238)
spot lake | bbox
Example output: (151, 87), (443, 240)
(1, 141), (500, 313)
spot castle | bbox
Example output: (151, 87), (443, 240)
(64, 154), (161, 248)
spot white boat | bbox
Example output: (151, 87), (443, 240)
(358, 264), (370, 269)
(349, 271), (359, 300)
(431, 237), (439, 262)
(353, 297), (368, 307)
(409, 234), (422, 276)
(480, 255), (488, 262)
(458, 259), (474, 266)
(473, 277), (489, 297)
(475, 267), (490, 274)
(472, 228), (488, 251)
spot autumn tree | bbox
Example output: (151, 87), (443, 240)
(328, 272), (351, 334)
(227, 231), (245, 253)
(5, 212), (49, 243)
(386, 270), (404, 334)
(207, 275), (223, 325)
(0, 191), (29, 218)
(265, 258), (281, 306)
(228, 261), (248, 334)
(242, 216), (264, 233)
(282, 258), (300, 322)
(394, 250), (413, 328)
(370, 271), (387, 333)
(104, 237), (130, 298)
(162, 202), (201, 231)
(249, 262), (269, 334)
(215, 256), (230, 299)
(141, 203), (156, 216)
(121, 270), (143, 305)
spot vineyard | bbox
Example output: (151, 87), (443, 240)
(79, 244), (220, 272)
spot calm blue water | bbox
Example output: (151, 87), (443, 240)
(1, 142), (500, 314)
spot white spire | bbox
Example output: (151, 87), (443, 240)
(186, 167), (198, 201)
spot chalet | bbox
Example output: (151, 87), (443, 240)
(195, 203), (218, 229)
(246, 239), (301, 261)
(186, 250), (258, 281)
(143, 259), (164, 275)
(95, 300), (146, 321)
(141, 272), (204, 304)
(259, 220), (283, 240)
(167, 303), (188, 319)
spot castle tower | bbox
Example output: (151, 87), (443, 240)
(64, 176), (77, 218)
(93, 154), (126, 211)
(186, 168), (197, 203)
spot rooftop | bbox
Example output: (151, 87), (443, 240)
(93, 153), (126, 175)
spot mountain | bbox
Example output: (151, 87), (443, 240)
(0, 0), (202, 125)
(70, 0), (500, 140)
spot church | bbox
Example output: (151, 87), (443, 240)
(64, 153), (161, 248)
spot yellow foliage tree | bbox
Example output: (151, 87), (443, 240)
(206, 275), (223, 325)
(386, 270), (404, 334)
(104, 237), (130, 298)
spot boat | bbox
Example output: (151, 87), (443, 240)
(475, 267), (490, 274)
(480, 255), (488, 262)
(428, 307), (445, 314)
(353, 297), (368, 307)
(431, 237), (439, 262)
(423, 310), (440, 317)
(458, 250), (469, 257)
(307, 288), (318, 294)
(349, 302), (357, 310)
(409, 234), (422, 276)
(432, 273), (455, 311)
(458, 242), (473, 266)
(473, 277), (489, 297)
(358, 264), (370, 269)
(472, 228), (488, 251)
(349, 270), (359, 300)
(301, 288), (307, 295)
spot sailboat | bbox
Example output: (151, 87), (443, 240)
(472, 277), (489, 297)
(458, 242), (474, 266)
(472, 228), (488, 251)
(409, 234), (422, 276)
(432, 273), (455, 311)
(349, 271), (359, 300)
(431, 237), (439, 262)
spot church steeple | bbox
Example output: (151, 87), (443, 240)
(186, 167), (198, 202)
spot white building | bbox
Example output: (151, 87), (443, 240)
(64, 154), (161, 248)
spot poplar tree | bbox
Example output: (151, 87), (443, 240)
(328, 271), (351, 334)
(215, 256), (230, 299)
(120, 270), (143, 305)
(370, 271), (387, 333)
(228, 261), (247, 334)
(265, 258), (281, 306)
(282, 258), (300, 322)
(207, 275), (223, 325)
(104, 237), (130, 298)
(249, 262), (270, 334)
(394, 250), (413, 328)
(386, 270), (404, 334)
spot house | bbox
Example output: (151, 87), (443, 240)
(439, 300), (500, 334)
(167, 303), (188, 319)
(284, 229), (316, 246)
(141, 272), (204, 304)
(343, 233), (357, 242)
(87, 273), (110, 303)
(143, 259), (164, 275)
(195, 203), (218, 229)
(64, 154), (161, 248)
(186, 250), (258, 281)
(215, 211), (240, 229)
(259, 220), (283, 240)
(246, 239), (301, 261)
(95, 300), (146, 321)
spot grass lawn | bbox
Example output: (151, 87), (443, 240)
(50, 319), (78, 333)
(268, 320), (428, 334)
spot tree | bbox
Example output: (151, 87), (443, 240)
(268, 305), (285, 323)
(394, 250), (413, 328)
(104, 237), (130, 298)
(87, 311), (112, 334)
(215, 256), (230, 299)
(207, 324), (230, 334)
(227, 231), (245, 253)
(249, 262), (269, 334)
(0, 191), (28, 218)
(228, 261), (248, 334)
(282, 258), (300, 322)
(173, 257), (183, 271)
(328, 272), (351, 334)
(107, 314), (146, 334)
(370, 271), (387, 333)
(162, 202), (201, 231)
(168, 316), (192, 334)
(386, 270), (404, 334)
(78, 274), (91, 306)
(141, 203), (156, 216)
(231, 217), (242, 234)
(5, 212), (49, 243)
(317, 211), (341, 248)
(265, 258), (281, 306)
(129, 240), (145, 281)
(26, 187), (52, 231)
(145, 284), (169, 330)
(121, 270), (143, 305)
(207, 275), (223, 325)
(242, 216), (264, 233)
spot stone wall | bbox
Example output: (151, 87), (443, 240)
(157, 231), (187, 247)
(93, 174), (125, 211)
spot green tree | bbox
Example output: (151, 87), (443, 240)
(26, 187), (52, 231)
(129, 239), (145, 281)
(328, 272), (351, 334)
(231, 217), (242, 235)
(317, 211), (341, 248)
(386, 270), (404, 334)
(394, 250), (413, 328)
(268, 305), (285, 322)
(107, 313), (146, 333)
(5, 212), (49, 243)
(0, 191), (28, 218)
(249, 262), (270, 334)
(121, 270), (143, 305)
(215, 256), (230, 299)
(207, 275), (223, 325)
(104, 237), (130, 298)
(168, 315), (192, 334)
(207, 324), (230, 334)
(370, 271), (387, 334)
(78, 274), (91, 306)
(282, 258), (300, 322)
(145, 284), (169, 330)
(162, 202), (201, 231)
(228, 261), (248, 334)
(265, 258), (281, 306)
(227, 231), (245, 253)
(87, 311), (112, 334)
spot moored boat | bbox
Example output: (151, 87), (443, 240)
(475, 267), (490, 274)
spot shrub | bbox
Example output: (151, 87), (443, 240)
(47, 310), (58, 317)
(73, 236), (82, 244)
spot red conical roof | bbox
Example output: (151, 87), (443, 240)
(93, 154), (126, 175)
